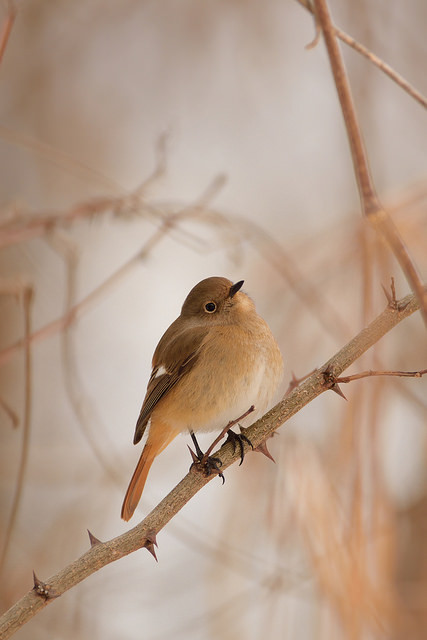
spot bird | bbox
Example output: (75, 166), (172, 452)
(121, 276), (283, 521)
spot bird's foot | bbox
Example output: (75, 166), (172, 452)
(188, 445), (225, 483)
(224, 429), (253, 465)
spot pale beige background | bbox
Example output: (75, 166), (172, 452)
(1, 2), (427, 639)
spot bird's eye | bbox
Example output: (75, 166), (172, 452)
(204, 301), (217, 313)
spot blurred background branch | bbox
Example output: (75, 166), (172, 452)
(313, 0), (427, 323)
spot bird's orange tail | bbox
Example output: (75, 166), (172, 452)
(121, 423), (177, 521)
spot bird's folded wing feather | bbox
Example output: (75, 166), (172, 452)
(133, 325), (209, 444)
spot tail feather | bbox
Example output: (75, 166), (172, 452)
(121, 424), (177, 521)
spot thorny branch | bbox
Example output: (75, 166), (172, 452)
(0, 291), (421, 640)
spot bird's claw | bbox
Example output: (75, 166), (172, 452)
(224, 428), (253, 465)
(188, 446), (225, 483)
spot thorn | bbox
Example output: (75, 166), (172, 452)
(32, 570), (41, 590)
(331, 383), (347, 400)
(284, 372), (300, 397)
(322, 366), (347, 400)
(254, 438), (276, 463)
(382, 277), (399, 310)
(284, 369), (316, 397)
(187, 445), (199, 465)
(390, 277), (396, 304)
(381, 283), (392, 305)
(32, 570), (59, 600)
(144, 530), (158, 562)
(145, 544), (158, 562)
(87, 529), (102, 547)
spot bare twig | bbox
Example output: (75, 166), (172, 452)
(312, 0), (427, 324)
(0, 396), (19, 427)
(337, 369), (427, 383)
(0, 190), (144, 250)
(48, 231), (126, 484)
(0, 1), (15, 66)
(0, 291), (420, 640)
(336, 28), (427, 110)
(0, 284), (33, 573)
(133, 129), (169, 196)
(298, 0), (427, 109)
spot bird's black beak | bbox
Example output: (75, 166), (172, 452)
(229, 280), (244, 298)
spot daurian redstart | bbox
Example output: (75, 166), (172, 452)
(121, 277), (283, 520)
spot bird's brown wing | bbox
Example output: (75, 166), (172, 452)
(133, 325), (209, 444)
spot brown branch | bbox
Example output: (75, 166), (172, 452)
(298, 0), (427, 109)
(337, 369), (427, 384)
(0, 396), (19, 427)
(0, 285), (33, 573)
(0, 1), (15, 66)
(0, 291), (420, 640)
(335, 28), (427, 110)
(312, 0), (427, 324)
(0, 188), (147, 250)
(52, 231), (126, 484)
